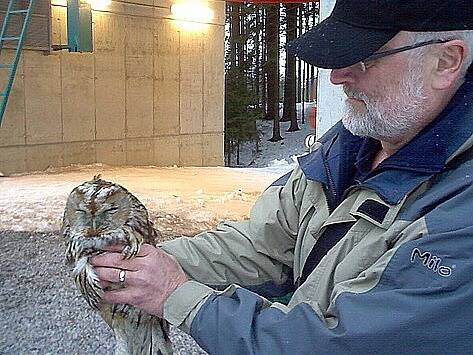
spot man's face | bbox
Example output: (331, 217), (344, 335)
(330, 33), (431, 143)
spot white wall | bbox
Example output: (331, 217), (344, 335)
(316, 0), (344, 138)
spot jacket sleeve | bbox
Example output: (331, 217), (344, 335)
(160, 168), (306, 298)
(163, 221), (473, 354)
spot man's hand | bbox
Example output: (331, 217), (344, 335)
(90, 244), (188, 317)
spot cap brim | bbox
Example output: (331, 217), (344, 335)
(287, 16), (398, 69)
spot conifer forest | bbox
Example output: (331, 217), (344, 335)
(225, 2), (319, 165)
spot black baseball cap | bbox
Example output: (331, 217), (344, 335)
(287, 0), (473, 69)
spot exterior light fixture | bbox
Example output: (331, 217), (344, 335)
(83, 0), (111, 10)
(171, 1), (214, 23)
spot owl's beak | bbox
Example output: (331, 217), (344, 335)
(84, 219), (100, 238)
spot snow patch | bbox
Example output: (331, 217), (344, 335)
(230, 103), (315, 169)
(268, 158), (291, 167)
(1, 109), (314, 233)
(0, 166), (281, 232)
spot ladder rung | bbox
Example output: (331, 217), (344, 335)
(0, 64), (13, 69)
(10, 9), (29, 14)
(1, 37), (20, 41)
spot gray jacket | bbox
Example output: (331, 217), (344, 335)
(161, 72), (473, 354)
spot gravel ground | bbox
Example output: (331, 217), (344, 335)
(0, 230), (207, 355)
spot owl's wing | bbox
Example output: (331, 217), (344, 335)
(61, 225), (76, 266)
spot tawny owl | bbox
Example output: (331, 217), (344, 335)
(61, 176), (173, 355)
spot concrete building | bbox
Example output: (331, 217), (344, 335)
(0, 0), (225, 175)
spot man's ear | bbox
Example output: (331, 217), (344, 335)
(431, 40), (467, 90)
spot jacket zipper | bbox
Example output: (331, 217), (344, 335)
(321, 145), (337, 214)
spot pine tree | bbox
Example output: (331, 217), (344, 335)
(282, 3), (299, 132)
(265, 4), (283, 142)
(224, 2), (260, 165)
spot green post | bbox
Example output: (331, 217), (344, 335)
(67, 0), (93, 52)
(79, 3), (93, 52)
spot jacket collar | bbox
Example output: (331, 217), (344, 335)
(299, 71), (473, 207)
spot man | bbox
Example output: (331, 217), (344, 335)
(92, 0), (473, 353)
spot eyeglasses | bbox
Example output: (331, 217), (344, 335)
(357, 39), (451, 72)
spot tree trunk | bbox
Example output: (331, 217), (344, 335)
(265, 4), (283, 142)
(282, 4), (299, 132)
(237, 5), (245, 68)
(297, 5), (303, 105)
(226, 138), (232, 166)
(230, 4), (239, 69)
(301, 63), (305, 124)
(236, 140), (241, 165)
(309, 2), (318, 101)
(255, 7), (261, 108)
(261, 7), (267, 116)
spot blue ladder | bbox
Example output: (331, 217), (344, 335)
(0, 0), (35, 126)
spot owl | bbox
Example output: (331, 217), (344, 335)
(61, 176), (173, 355)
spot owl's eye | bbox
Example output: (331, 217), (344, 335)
(76, 209), (87, 214)
(104, 207), (119, 214)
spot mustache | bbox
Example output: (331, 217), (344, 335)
(343, 86), (369, 101)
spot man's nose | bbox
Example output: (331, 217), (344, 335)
(330, 67), (356, 85)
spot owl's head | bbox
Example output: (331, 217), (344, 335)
(62, 176), (147, 238)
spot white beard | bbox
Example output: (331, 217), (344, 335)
(341, 61), (429, 142)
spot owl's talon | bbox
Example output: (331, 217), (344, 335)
(122, 245), (131, 258)
(122, 245), (138, 259)
(122, 231), (140, 259)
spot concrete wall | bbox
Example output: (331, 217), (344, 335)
(0, 0), (225, 175)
